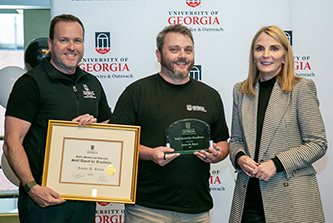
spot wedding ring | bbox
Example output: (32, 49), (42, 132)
(204, 156), (207, 160)
(163, 153), (166, 160)
(260, 176), (265, 181)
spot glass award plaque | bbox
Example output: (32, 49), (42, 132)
(166, 118), (213, 154)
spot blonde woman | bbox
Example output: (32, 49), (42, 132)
(229, 26), (327, 223)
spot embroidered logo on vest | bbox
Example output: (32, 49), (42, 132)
(83, 84), (96, 99)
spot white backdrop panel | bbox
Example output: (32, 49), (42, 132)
(51, 1), (332, 222)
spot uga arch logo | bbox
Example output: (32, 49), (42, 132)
(95, 32), (111, 54)
(284, 30), (292, 47)
(186, 0), (201, 8)
(190, 65), (202, 81)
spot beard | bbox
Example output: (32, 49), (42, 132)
(160, 54), (194, 78)
(50, 46), (82, 74)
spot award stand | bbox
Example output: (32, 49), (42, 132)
(166, 118), (213, 154)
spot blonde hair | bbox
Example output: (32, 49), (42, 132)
(240, 25), (300, 96)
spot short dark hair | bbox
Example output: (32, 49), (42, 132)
(156, 24), (194, 52)
(49, 14), (85, 40)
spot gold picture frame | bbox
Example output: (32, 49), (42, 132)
(42, 120), (140, 204)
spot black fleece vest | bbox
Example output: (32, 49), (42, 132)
(23, 58), (104, 184)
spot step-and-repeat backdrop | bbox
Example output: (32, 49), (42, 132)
(52, 1), (332, 222)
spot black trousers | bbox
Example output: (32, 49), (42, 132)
(18, 192), (96, 223)
(241, 206), (266, 223)
(241, 178), (266, 223)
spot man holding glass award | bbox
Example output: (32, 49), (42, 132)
(113, 24), (229, 222)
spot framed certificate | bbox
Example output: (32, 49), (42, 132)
(42, 120), (140, 204)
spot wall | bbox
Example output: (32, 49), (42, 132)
(0, 4), (50, 222)
(23, 9), (50, 49)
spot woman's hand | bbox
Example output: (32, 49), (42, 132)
(237, 155), (259, 177)
(254, 160), (277, 182)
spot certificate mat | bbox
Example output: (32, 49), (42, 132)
(42, 120), (140, 204)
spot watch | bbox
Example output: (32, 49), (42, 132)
(24, 180), (37, 193)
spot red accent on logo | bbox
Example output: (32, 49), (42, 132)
(186, 0), (201, 8)
(96, 49), (111, 54)
(97, 202), (110, 207)
(79, 63), (130, 72)
(168, 16), (220, 25)
(210, 175), (222, 184)
(295, 61), (312, 70)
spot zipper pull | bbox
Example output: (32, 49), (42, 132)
(73, 86), (77, 92)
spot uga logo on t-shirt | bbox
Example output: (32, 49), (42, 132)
(187, 104), (207, 112)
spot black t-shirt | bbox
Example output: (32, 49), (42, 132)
(113, 73), (229, 213)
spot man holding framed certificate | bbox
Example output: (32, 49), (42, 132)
(113, 24), (229, 222)
(3, 14), (111, 223)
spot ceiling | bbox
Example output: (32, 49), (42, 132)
(0, 0), (50, 10)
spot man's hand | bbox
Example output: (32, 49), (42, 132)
(28, 185), (66, 208)
(72, 114), (97, 126)
(194, 141), (228, 163)
(139, 145), (180, 166)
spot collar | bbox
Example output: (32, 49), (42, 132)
(259, 75), (276, 88)
(41, 57), (87, 83)
(156, 72), (193, 88)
